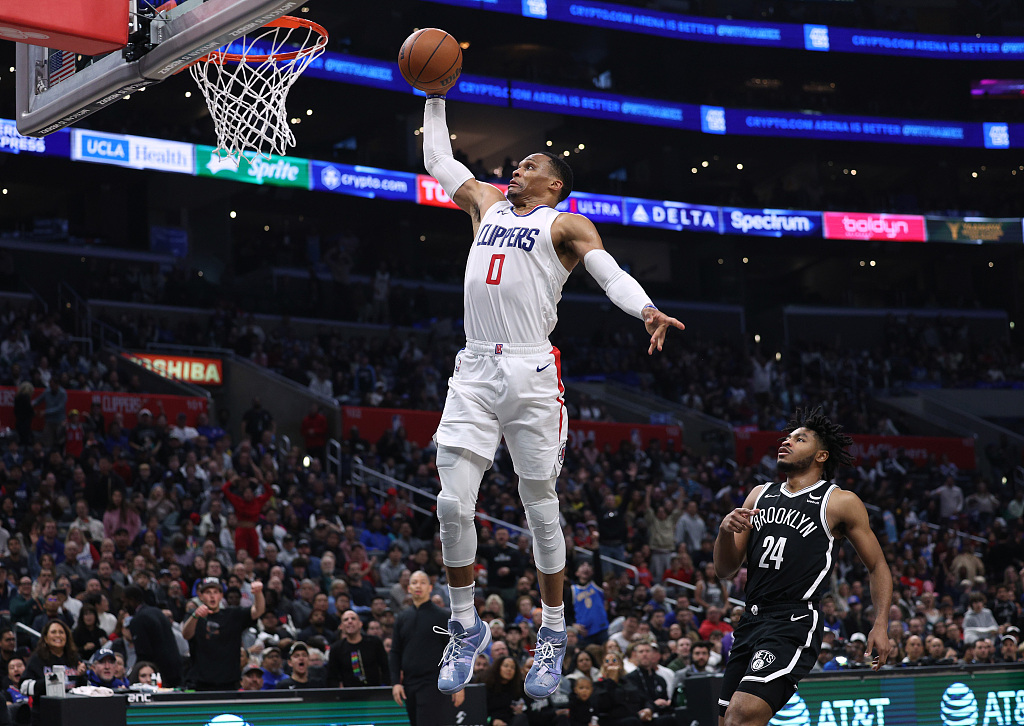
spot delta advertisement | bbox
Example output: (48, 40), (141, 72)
(734, 429), (976, 470)
(772, 670), (1024, 726)
(0, 387), (208, 429)
(343, 406), (683, 452)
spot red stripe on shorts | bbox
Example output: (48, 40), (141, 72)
(552, 347), (564, 439)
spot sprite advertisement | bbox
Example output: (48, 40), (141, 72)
(771, 669), (1024, 726)
(194, 145), (310, 188)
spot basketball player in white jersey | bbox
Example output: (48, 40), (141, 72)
(714, 408), (892, 726)
(421, 93), (685, 699)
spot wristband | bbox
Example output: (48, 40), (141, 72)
(426, 94), (446, 99)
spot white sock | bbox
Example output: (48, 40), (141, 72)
(449, 584), (476, 629)
(541, 602), (565, 632)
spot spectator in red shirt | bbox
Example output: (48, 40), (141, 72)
(300, 404), (328, 465)
(899, 564), (925, 599)
(222, 479), (273, 558)
(698, 606), (734, 641)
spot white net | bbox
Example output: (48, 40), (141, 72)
(189, 18), (327, 163)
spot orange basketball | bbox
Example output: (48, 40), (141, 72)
(398, 28), (463, 95)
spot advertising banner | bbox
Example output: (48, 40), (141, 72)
(556, 191), (625, 225)
(0, 387), (208, 429)
(510, 81), (695, 129)
(722, 208), (823, 238)
(823, 212), (927, 242)
(71, 128), (130, 167)
(734, 429), (976, 470)
(302, 50), (410, 93)
(0, 120), (70, 157)
(447, 73), (512, 106)
(310, 161), (418, 202)
(623, 198), (720, 232)
(343, 406), (683, 452)
(776, 669), (1024, 726)
(925, 217), (1024, 244)
(194, 145), (310, 188)
(121, 352), (223, 386)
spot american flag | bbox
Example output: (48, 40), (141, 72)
(48, 49), (77, 86)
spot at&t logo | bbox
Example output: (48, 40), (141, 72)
(940, 682), (1024, 726)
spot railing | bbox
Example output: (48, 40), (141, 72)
(862, 502), (988, 545)
(348, 453), (640, 583)
(665, 577), (746, 608)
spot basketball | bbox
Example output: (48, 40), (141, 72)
(398, 28), (463, 95)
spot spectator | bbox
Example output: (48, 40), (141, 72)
(87, 647), (130, 689)
(21, 620), (88, 726)
(929, 476), (964, 520)
(963, 592), (999, 644)
(624, 641), (674, 725)
(31, 378), (66, 449)
(182, 577), (265, 691)
(240, 663), (264, 691)
(275, 641), (324, 689)
(481, 656), (527, 726)
(122, 585), (184, 688)
(72, 606), (107, 659)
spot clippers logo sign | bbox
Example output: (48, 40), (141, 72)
(123, 352), (223, 386)
(724, 208), (822, 238)
(310, 162), (417, 202)
(823, 212), (926, 241)
(624, 198), (720, 232)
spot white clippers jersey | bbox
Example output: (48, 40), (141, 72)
(463, 200), (571, 344)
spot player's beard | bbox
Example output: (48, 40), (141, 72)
(777, 452), (816, 474)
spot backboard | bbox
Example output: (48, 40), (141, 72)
(14, 0), (305, 137)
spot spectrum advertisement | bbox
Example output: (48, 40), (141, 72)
(723, 208), (822, 238)
(423, 0), (1024, 60)
(771, 669), (1024, 726)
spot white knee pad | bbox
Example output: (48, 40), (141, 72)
(520, 477), (565, 575)
(436, 445), (487, 568)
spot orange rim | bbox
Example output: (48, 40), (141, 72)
(199, 16), (328, 65)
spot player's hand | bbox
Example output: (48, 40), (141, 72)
(392, 684), (406, 705)
(721, 508), (761, 533)
(250, 580), (263, 595)
(452, 689), (465, 708)
(868, 624), (891, 670)
(643, 308), (685, 355)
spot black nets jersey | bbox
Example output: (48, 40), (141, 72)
(743, 479), (839, 604)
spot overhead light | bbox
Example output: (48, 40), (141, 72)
(701, 160), (709, 167)
(742, 257), (749, 263)
(459, 41), (470, 50)
(577, 143), (585, 150)
(306, 109), (313, 116)
(870, 260), (876, 266)
(229, 211), (237, 219)
(264, 225), (270, 232)
(184, 91), (192, 98)
(691, 168), (698, 173)
(850, 169), (857, 176)
(736, 163), (743, 170)
(546, 140), (553, 146)
(754, 334), (761, 343)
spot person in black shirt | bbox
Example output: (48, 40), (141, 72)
(122, 585), (183, 687)
(390, 571), (464, 726)
(715, 408), (892, 726)
(182, 577), (265, 691)
(625, 641), (674, 725)
(327, 610), (389, 687)
(479, 528), (524, 608)
(275, 641), (324, 689)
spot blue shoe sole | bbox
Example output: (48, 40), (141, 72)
(437, 623), (492, 695)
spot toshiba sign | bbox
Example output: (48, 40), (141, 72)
(823, 211), (926, 241)
(123, 352), (223, 385)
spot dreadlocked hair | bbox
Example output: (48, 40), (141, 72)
(786, 406), (854, 480)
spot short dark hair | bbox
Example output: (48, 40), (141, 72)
(785, 406), (854, 480)
(538, 152), (574, 202)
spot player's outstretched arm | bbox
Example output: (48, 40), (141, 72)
(557, 214), (684, 353)
(423, 97), (503, 223)
(834, 489), (892, 670)
(713, 485), (763, 579)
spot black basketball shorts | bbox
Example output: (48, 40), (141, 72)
(719, 601), (822, 717)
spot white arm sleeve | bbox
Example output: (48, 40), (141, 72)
(423, 97), (475, 199)
(583, 249), (655, 320)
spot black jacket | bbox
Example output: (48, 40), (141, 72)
(389, 599), (449, 684)
(129, 603), (183, 687)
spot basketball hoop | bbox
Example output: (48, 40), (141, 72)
(188, 16), (327, 162)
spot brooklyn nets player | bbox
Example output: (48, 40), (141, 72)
(715, 408), (892, 726)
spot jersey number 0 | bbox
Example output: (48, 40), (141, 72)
(486, 254), (505, 285)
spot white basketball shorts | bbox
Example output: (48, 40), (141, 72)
(434, 339), (569, 480)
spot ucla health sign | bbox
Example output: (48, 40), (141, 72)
(310, 162), (417, 202)
(623, 198), (719, 232)
(724, 208), (822, 237)
(72, 130), (193, 173)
